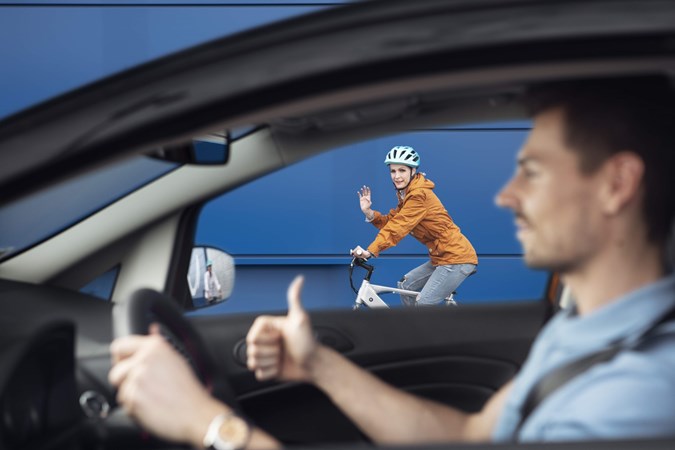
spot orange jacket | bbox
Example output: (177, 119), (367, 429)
(366, 174), (478, 266)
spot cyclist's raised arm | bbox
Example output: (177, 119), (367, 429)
(366, 191), (426, 257)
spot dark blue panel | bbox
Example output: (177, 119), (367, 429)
(196, 128), (528, 255)
(0, 4), (329, 118)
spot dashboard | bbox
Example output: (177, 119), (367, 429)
(0, 322), (80, 448)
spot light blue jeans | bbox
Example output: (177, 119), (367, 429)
(397, 261), (477, 306)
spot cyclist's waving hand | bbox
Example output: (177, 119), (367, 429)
(358, 185), (374, 219)
(246, 275), (318, 382)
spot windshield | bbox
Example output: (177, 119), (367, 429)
(0, 156), (179, 261)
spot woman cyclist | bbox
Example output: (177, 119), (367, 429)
(351, 146), (478, 306)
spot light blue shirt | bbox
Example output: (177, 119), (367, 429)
(493, 274), (675, 442)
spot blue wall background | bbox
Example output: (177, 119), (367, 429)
(0, 1), (344, 119)
(1, 1), (549, 313)
(193, 126), (549, 314)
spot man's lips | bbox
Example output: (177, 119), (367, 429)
(514, 216), (530, 234)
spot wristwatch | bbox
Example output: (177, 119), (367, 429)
(203, 412), (251, 450)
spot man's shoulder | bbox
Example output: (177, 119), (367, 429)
(562, 332), (675, 407)
(522, 336), (675, 440)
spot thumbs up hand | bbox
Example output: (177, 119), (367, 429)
(246, 275), (318, 382)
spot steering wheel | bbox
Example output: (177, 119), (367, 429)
(113, 288), (240, 408)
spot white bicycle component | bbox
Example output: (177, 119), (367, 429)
(349, 255), (458, 310)
(354, 280), (420, 308)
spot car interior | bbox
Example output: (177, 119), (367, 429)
(0, 1), (674, 449)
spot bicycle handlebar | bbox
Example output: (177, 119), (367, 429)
(349, 256), (375, 294)
(350, 256), (374, 272)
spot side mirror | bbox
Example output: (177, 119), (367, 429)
(187, 246), (235, 308)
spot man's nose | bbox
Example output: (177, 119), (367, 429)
(495, 177), (517, 209)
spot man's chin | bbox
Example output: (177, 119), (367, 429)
(523, 253), (573, 273)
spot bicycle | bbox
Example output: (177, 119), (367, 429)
(349, 253), (461, 310)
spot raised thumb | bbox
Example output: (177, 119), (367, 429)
(287, 275), (306, 314)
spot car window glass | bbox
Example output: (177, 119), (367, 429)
(191, 121), (549, 315)
(0, 157), (179, 261)
(80, 265), (120, 301)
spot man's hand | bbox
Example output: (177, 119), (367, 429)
(358, 185), (373, 217)
(109, 324), (227, 447)
(246, 275), (318, 382)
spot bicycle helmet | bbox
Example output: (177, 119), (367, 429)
(384, 146), (420, 168)
(206, 259), (213, 267)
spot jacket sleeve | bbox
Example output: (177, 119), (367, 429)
(367, 191), (428, 256)
(370, 207), (398, 229)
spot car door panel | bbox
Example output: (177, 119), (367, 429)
(191, 300), (549, 443)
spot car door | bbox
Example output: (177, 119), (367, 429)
(190, 299), (551, 444)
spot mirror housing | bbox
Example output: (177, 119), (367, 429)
(149, 132), (230, 165)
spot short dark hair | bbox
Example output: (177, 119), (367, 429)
(524, 76), (675, 245)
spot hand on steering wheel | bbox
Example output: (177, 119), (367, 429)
(109, 289), (241, 439)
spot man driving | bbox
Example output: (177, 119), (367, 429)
(109, 76), (675, 449)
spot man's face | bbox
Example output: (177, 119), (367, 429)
(496, 107), (607, 273)
(389, 164), (415, 190)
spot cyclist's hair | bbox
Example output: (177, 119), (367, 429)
(523, 75), (675, 245)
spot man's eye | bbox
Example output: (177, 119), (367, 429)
(523, 169), (538, 179)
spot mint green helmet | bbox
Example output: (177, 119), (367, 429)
(384, 146), (420, 168)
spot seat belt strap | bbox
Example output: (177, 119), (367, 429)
(514, 304), (675, 437)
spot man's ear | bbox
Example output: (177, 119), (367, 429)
(599, 151), (645, 215)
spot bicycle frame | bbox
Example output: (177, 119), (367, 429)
(350, 257), (420, 309)
(354, 279), (421, 309)
(349, 256), (458, 309)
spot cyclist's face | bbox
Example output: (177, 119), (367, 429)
(389, 164), (415, 190)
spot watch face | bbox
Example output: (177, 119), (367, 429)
(216, 414), (250, 450)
